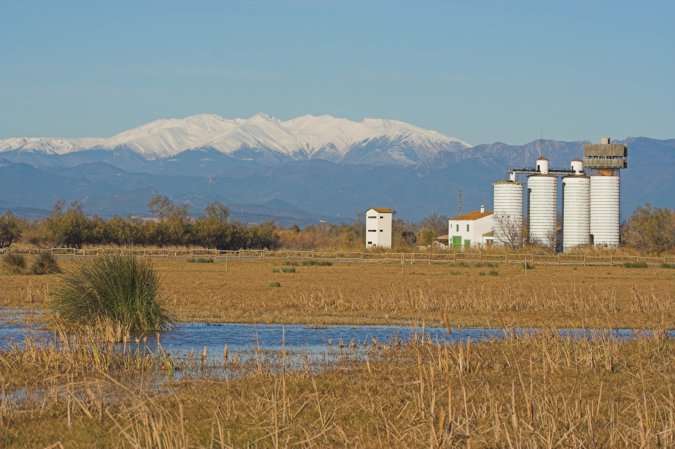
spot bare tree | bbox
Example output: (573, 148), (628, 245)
(493, 215), (523, 249)
(545, 229), (558, 250)
(418, 213), (448, 237)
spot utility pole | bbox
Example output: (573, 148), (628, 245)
(458, 190), (463, 214)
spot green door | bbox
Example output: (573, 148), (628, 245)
(464, 239), (471, 249)
(452, 236), (462, 248)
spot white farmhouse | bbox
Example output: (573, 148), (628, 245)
(365, 208), (393, 248)
(448, 205), (494, 249)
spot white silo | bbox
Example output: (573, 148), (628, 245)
(562, 159), (590, 251)
(590, 175), (620, 245)
(528, 157), (557, 246)
(583, 137), (626, 247)
(493, 178), (524, 246)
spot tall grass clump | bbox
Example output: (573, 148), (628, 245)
(30, 251), (61, 274)
(187, 257), (214, 263)
(53, 254), (171, 334)
(2, 252), (26, 274)
(623, 261), (648, 268)
(301, 260), (333, 266)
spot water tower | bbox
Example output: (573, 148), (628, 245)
(583, 137), (627, 246)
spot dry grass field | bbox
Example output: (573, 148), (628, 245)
(1, 256), (674, 448)
(1, 331), (673, 448)
(1, 257), (674, 328)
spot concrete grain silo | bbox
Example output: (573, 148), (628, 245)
(493, 172), (524, 247)
(562, 159), (590, 251)
(527, 157), (557, 247)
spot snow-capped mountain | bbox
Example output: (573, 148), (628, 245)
(0, 113), (471, 166)
(0, 137), (105, 155)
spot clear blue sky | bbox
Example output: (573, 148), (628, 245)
(1, 0), (673, 144)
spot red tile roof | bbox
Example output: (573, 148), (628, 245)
(450, 210), (493, 221)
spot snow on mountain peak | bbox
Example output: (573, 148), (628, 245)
(0, 113), (471, 163)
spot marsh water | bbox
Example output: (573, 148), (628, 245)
(2, 309), (672, 358)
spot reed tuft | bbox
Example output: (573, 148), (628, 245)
(52, 254), (171, 334)
(2, 252), (26, 274)
(30, 251), (61, 275)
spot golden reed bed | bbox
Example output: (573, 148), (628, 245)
(1, 331), (673, 448)
(2, 258), (673, 328)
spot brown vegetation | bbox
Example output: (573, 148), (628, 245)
(0, 331), (672, 448)
(1, 258), (673, 328)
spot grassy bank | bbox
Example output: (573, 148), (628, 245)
(1, 258), (673, 328)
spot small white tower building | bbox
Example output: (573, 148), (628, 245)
(365, 208), (393, 248)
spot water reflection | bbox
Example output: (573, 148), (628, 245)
(2, 309), (673, 359)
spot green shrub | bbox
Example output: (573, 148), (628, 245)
(30, 251), (61, 275)
(281, 266), (296, 273)
(660, 263), (675, 269)
(2, 253), (26, 274)
(283, 261), (299, 266)
(187, 257), (214, 263)
(488, 269), (499, 276)
(269, 281), (281, 288)
(623, 261), (648, 268)
(301, 260), (333, 266)
(522, 262), (535, 270)
(53, 254), (171, 334)
(455, 261), (470, 268)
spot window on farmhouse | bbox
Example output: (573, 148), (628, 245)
(368, 216), (376, 219)
(467, 224), (470, 232)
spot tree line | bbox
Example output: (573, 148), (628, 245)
(0, 197), (279, 250)
(0, 199), (673, 253)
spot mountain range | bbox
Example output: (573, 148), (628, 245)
(0, 113), (470, 166)
(1, 114), (673, 225)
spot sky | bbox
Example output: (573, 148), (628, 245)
(1, 0), (674, 144)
